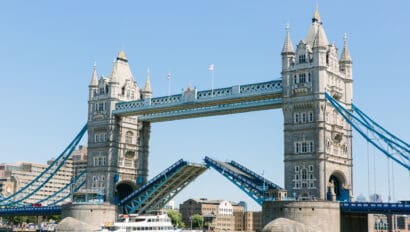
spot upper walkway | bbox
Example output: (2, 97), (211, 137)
(113, 80), (283, 122)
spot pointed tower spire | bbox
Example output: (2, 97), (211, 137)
(282, 23), (295, 54)
(89, 62), (98, 87)
(313, 4), (321, 23)
(142, 67), (152, 99)
(313, 23), (329, 48)
(117, 50), (128, 62)
(340, 33), (352, 63)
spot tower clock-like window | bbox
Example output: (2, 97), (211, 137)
(298, 54), (306, 63)
(125, 131), (134, 144)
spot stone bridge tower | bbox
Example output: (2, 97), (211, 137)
(281, 10), (353, 201)
(87, 51), (152, 203)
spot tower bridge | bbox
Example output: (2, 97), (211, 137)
(1, 8), (409, 232)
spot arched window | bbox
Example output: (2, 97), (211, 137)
(125, 131), (133, 144)
(124, 151), (135, 168)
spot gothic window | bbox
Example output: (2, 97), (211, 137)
(99, 87), (104, 95)
(302, 142), (307, 153)
(309, 141), (314, 153)
(310, 182), (314, 188)
(124, 151), (135, 168)
(302, 169), (307, 180)
(295, 174), (299, 180)
(294, 113), (300, 123)
(294, 75), (298, 84)
(308, 111), (314, 122)
(122, 87), (126, 96)
(298, 55), (306, 63)
(310, 174), (314, 179)
(301, 112), (307, 123)
(295, 166), (299, 172)
(302, 182), (307, 188)
(309, 165), (314, 172)
(295, 142), (301, 154)
(308, 73), (311, 82)
(105, 85), (109, 94)
(125, 131), (133, 144)
(299, 73), (306, 83)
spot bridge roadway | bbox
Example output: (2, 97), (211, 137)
(113, 80), (283, 122)
(1, 157), (409, 217)
(2, 202), (409, 217)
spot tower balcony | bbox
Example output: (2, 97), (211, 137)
(329, 86), (343, 100)
(331, 124), (344, 142)
(292, 83), (311, 95)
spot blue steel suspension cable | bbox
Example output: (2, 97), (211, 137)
(352, 104), (410, 150)
(48, 180), (86, 206)
(1, 131), (85, 207)
(349, 104), (410, 155)
(33, 170), (86, 205)
(329, 97), (409, 157)
(326, 94), (409, 161)
(0, 124), (87, 205)
(325, 93), (409, 170)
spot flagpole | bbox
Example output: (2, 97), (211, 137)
(211, 69), (214, 97)
(209, 64), (214, 97)
(167, 72), (172, 96)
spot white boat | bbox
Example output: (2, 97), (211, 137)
(99, 212), (181, 232)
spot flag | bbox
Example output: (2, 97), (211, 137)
(208, 64), (214, 71)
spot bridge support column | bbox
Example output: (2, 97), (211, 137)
(136, 121), (150, 186)
(262, 201), (340, 232)
(341, 212), (368, 232)
(61, 204), (117, 228)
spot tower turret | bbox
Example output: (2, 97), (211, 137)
(88, 63), (98, 100)
(281, 24), (295, 71)
(340, 33), (353, 104)
(142, 68), (153, 99)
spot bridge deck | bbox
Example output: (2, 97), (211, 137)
(204, 156), (282, 205)
(340, 202), (410, 214)
(0, 206), (62, 216)
(120, 159), (207, 214)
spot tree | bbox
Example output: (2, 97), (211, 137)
(191, 214), (204, 229)
(167, 210), (185, 228)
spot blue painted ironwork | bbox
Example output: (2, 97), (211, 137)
(0, 206), (62, 216)
(340, 202), (410, 214)
(352, 104), (410, 152)
(120, 159), (206, 214)
(204, 156), (283, 205)
(33, 170), (86, 205)
(0, 124), (87, 206)
(113, 80), (283, 121)
(229, 160), (282, 190)
(48, 180), (86, 206)
(325, 93), (409, 171)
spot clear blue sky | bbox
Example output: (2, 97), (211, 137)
(0, 1), (409, 210)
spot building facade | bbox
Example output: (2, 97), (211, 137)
(71, 145), (88, 191)
(0, 159), (73, 205)
(179, 198), (257, 231)
(86, 51), (152, 203)
(281, 9), (353, 201)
